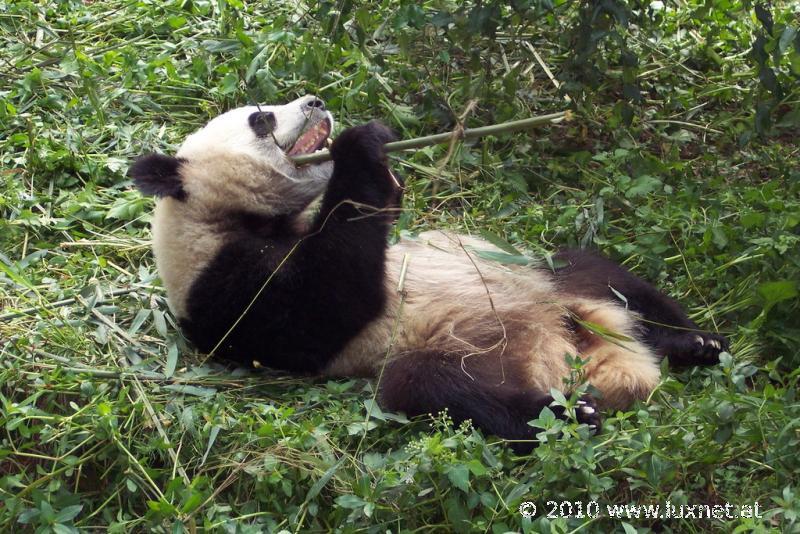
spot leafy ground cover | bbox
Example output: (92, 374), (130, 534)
(1, 0), (799, 532)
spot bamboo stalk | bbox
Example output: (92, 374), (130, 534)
(291, 110), (570, 165)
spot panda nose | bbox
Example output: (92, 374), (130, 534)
(303, 98), (326, 111)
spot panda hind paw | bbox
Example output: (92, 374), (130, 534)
(692, 332), (729, 357)
(659, 331), (729, 366)
(575, 394), (602, 434)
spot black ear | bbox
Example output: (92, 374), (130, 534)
(248, 111), (276, 138)
(129, 154), (186, 200)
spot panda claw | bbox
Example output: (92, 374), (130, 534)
(573, 394), (602, 434)
(661, 331), (729, 366)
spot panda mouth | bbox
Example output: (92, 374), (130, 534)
(286, 118), (332, 157)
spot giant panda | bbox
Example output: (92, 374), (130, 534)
(130, 95), (728, 451)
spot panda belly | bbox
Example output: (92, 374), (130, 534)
(324, 232), (661, 410)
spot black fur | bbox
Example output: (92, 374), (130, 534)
(379, 350), (601, 454)
(553, 249), (728, 365)
(129, 154), (186, 200)
(374, 248), (725, 451)
(221, 212), (292, 236)
(182, 122), (401, 373)
(174, 120), (724, 452)
(248, 111), (276, 138)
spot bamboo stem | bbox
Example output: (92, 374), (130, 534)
(291, 110), (570, 165)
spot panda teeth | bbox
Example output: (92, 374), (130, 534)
(287, 119), (332, 156)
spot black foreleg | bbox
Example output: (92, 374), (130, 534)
(312, 120), (403, 231)
(553, 249), (728, 365)
(184, 122), (403, 372)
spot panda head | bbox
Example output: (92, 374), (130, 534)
(128, 96), (335, 319)
(129, 95), (335, 218)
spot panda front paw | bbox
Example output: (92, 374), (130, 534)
(659, 331), (729, 366)
(330, 121), (397, 165)
(328, 121), (402, 210)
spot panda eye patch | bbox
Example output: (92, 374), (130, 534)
(249, 111), (276, 138)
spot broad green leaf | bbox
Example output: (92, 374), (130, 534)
(164, 342), (178, 378)
(549, 388), (567, 406)
(305, 458), (344, 503)
(779, 27), (797, 54)
(54, 504), (83, 523)
(625, 175), (661, 198)
(472, 249), (531, 265)
(467, 459), (487, 476)
(447, 464), (470, 492)
(335, 494), (366, 509)
(757, 280), (798, 309)
(478, 230), (522, 255)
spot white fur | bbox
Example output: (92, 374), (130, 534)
(151, 100), (661, 410)
(325, 231), (661, 410)
(153, 97), (334, 317)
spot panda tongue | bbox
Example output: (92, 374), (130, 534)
(287, 121), (330, 156)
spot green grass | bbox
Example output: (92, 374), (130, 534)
(1, 0), (799, 532)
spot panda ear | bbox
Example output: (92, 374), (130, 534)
(129, 154), (186, 200)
